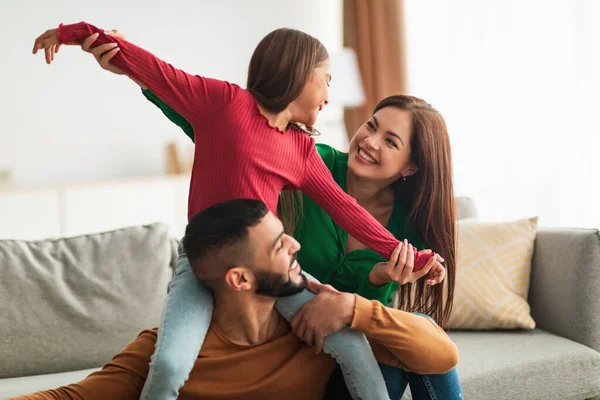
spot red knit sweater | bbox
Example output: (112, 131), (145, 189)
(58, 21), (433, 267)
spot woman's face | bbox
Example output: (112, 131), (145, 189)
(290, 59), (331, 126)
(347, 106), (418, 183)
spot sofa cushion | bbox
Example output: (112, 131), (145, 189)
(441, 330), (600, 400)
(449, 217), (538, 329)
(0, 368), (100, 398)
(0, 223), (177, 379)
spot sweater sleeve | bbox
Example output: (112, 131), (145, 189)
(57, 22), (238, 125)
(142, 89), (195, 142)
(351, 295), (459, 374)
(10, 329), (157, 400)
(300, 146), (398, 258)
(300, 145), (434, 270)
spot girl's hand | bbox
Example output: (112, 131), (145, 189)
(424, 261), (446, 285)
(368, 240), (445, 287)
(32, 28), (61, 64)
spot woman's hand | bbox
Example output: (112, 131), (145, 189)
(368, 240), (446, 287)
(81, 30), (125, 75)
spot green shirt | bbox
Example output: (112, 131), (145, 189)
(294, 144), (424, 305)
(142, 90), (423, 304)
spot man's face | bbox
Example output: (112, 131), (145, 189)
(249, 212), (306, 297)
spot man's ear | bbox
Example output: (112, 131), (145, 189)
(224, 267), (254, 291)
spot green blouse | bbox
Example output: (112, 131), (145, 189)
(293, 144), (424, 304)
(142, 90), (424, 305)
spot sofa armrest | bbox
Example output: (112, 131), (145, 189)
(529, 227), (600, 352)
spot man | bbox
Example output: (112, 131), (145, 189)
(14, 199), (458, 400)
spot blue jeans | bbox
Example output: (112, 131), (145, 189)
(325, 363), (463, 400)
(379, 363), (463, 400)
(377, 312), (463, 400)
(325, 313), (463, 399)
(140, 247), (390, 400)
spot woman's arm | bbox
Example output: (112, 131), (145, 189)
(47, 22), (238, 125)
(355, 274), (398, 305)
(300, 146), (433, 269)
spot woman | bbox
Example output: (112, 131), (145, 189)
(139, 86), (462, 398)
(32, 24), (446, 400)
(302, 96), (462, 399)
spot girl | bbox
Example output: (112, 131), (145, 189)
(32, 23), (445, 400)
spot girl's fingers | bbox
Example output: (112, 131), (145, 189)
(426, 264), (446, 285)
(33, 30), (53, 54)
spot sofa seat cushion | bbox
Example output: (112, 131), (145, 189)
(0, 368), (100, 398)
(416, 329), (600, 400)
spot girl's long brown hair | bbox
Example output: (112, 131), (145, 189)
(374, 95), (456, 328)
(247, 28), (328, 233)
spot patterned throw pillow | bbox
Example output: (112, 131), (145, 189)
(448, 217), (538, 329)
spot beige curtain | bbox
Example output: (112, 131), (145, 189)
(343, 0), (408, 139)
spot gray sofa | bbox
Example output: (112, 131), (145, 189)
(1, 198), (599, 399)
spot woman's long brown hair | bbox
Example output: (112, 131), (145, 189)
(374, 95), (456, 328)
(247, 28), (328, 233)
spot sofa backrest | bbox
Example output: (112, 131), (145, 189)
(0, 223), (177, 379)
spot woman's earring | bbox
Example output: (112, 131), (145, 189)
(402, 174), (407, 181)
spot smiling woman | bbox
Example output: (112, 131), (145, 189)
(350, 109), (415, 175)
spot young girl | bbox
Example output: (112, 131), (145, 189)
(32, 23), (444, 400)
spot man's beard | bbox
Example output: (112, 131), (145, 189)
(254, 254), (307, 297)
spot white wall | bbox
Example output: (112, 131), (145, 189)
(405, 0), (600, 229)
(0, 175), (190, 240)
(0, 0), (343, 187)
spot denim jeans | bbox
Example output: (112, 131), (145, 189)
(379, 362), (463, 400)
(378, 312), (463, 400)
(139, 249), (214, 400)
(140, 245), (390, 400)
(325, 313), (463, 400)
(325, 363), (463, 400)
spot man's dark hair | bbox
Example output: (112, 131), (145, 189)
(183, 199), (269, 270)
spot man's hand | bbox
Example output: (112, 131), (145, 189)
(290, 280), (355, 354)
(369, 240), (446, 287)
(81, 30), (126, 75)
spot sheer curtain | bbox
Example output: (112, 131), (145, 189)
(405, 0), (600, 228)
